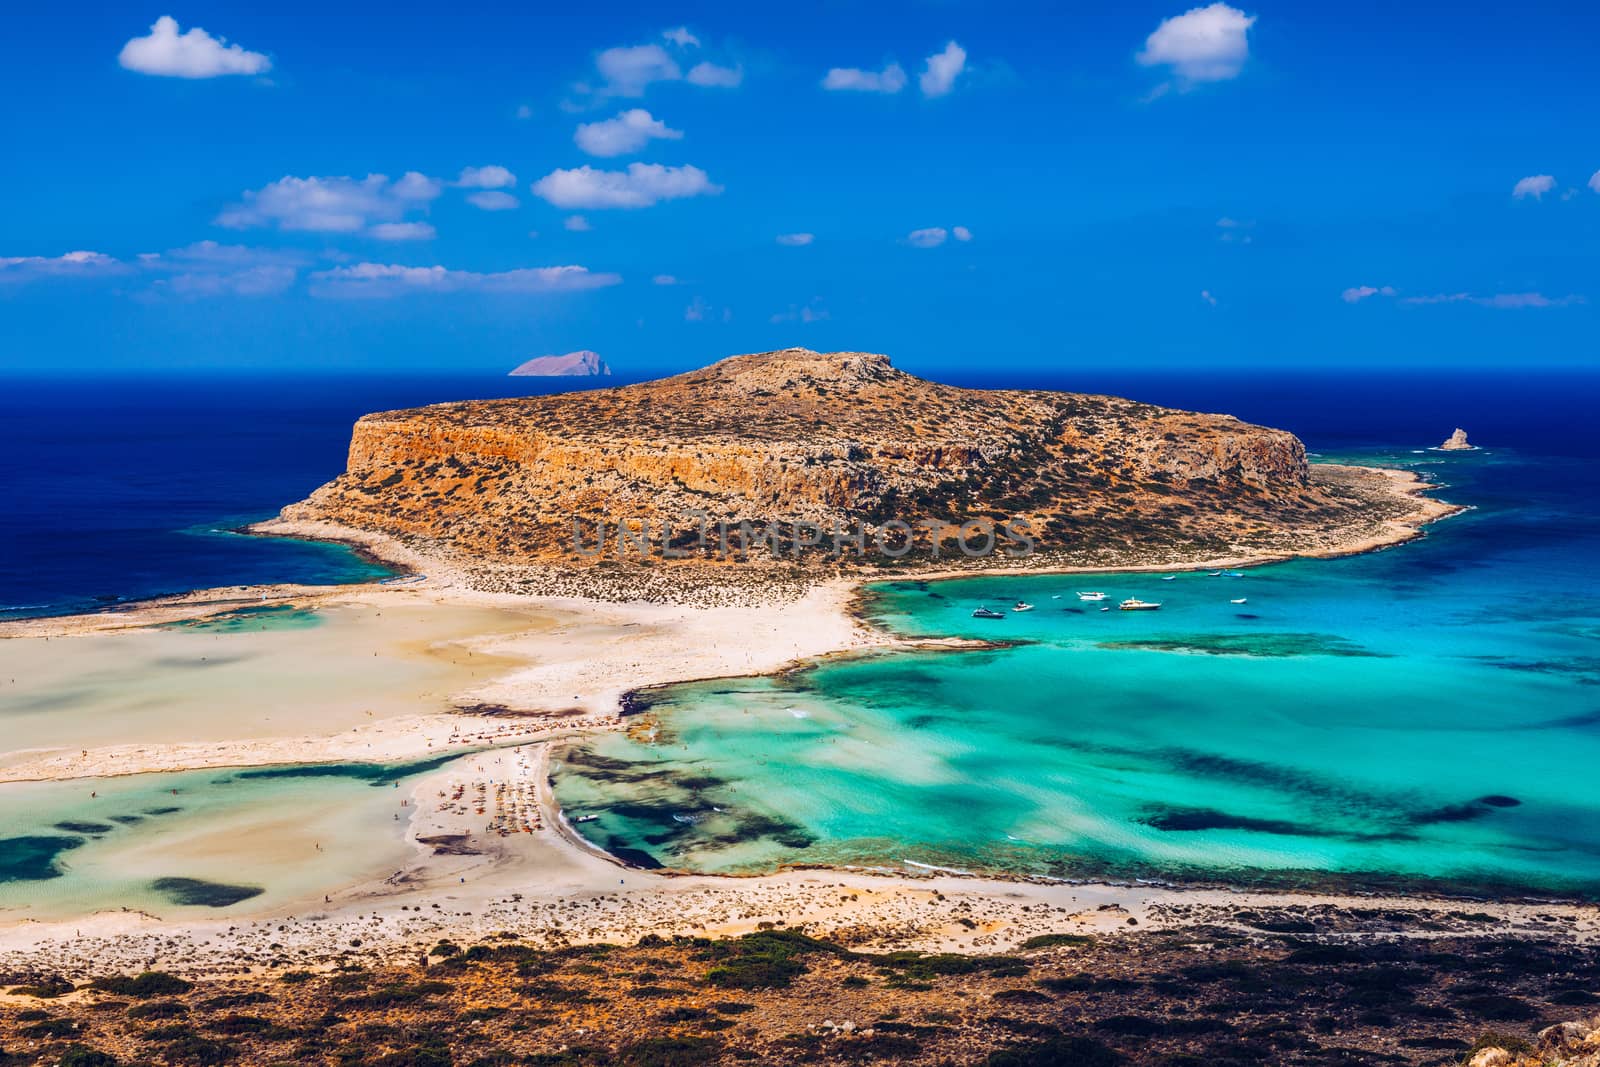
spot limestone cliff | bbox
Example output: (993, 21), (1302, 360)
(279, 348), (1429, 587)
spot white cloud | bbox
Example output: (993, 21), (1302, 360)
(456, 165), (517, 189)
(532, 163), (721, 209)
(466, 191), (520, 211)
(663, 27), (700, 48)
(565, 215), (592, 232)
(1402, 291), (1583, 309)
(1201, 289), (1217, 306)
(952, 226), (972, 242)
(309, 262), (621, 299)
(1341, 285), (1396, 303)
(217, 173), (442, 233)
(515, 104), (533, 120)
(1512, 174), (1556, 199)
(118, 15), (270, 79)
(776, 232), (814, 246)
(919, 41), (967, 97)
(686, 61), (742, 88)
(575, 109), (683, 157)
(595, 44), (681, 97)
(369, 221), (437, 241)
(1138, 3), (1255, 84)
(1590, 170), (1600, 194)
(652, 274), (679, 285)
(685, 296), (709, 321)
(0, 250), (125, 281)
(906, 227), (948, 248)
(821, 63), (907, 93)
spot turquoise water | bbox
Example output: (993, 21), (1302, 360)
(0, 757), (455, 918)
(552, 446), (1600, 897)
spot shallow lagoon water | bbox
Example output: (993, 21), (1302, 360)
(553, 446), (1600, 896)
(0, 758), (451, 919)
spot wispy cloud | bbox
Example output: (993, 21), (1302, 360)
(906, 226), (972, 248)
(1590, 170), (1600, 194)
(687, 62), (742, 88)
(216, 173), (442, 235)
(662, 27), (699, 48)
(776, 233), (815, 246)
(952, 226), (973, 242)
(1201, 289), (1218, 306)
(118, 16), (270, 79)
(652, 274), (680, 286)
(564, 215), (593, 232)
(919, 41), (967, 97)
(531, 163), (721, 210)
(1341, 285), (1396, 303)
(455, 165), (517, 189)
(770, 300), (829, 324)
(309, 263), (621, 299)
(822, 62), (907, 94)
(575, 109), (683, 157)
(1512, 174), (1556, 200)
(369, 222), (437, 241)
(0, 250), (126, 282)
(1402, 291), (1583, 309)
(1138, 3), (1255, 87)
(466, 191), (519, 212)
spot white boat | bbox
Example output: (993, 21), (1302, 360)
(1012, 601), (1035, 612)
(1076, 591), (1108, 602)
(1161, 575), (1177, 581)
(1230, 597), (1248, 604)
(1118, 598), (1162, 611)
(972, 607), (1006, 619)
(574, 814), (600, 824)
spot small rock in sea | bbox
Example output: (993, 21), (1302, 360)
(1439, 427), (1474, 450)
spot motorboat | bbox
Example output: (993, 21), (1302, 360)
(1230, 597), (1248, 604)
(1013, 601), (1035, 612)
(1076, 591), (1108, 602)
(1118, 598), (1162, 611)
(972, 607), (1006, 619)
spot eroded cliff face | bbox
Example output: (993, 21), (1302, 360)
(282, 348), (1367, 571)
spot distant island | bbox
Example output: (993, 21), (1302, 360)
(509, 350), (610, 377)
(1439, 427), (1475, 450)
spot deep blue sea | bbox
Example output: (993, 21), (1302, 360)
(0, 374), (622, 619)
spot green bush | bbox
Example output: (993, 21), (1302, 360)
(90, 972), (194, 999)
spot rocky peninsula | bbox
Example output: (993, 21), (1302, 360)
(262, 347), (1455, 602)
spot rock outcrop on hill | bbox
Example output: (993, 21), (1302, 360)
(278, 348), (1439, 595)
(509, 350), (610, 377)
(1440, 427), (1474, 450)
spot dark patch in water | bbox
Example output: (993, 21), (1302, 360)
(1143, 808), (1338, 838)
(603, 843), (664, 869)
(150, 877), (264, 908)
(1478, 795), (1521, 808)
(54, 820), (114, 834)
(0, 835), (85, 882)
(142, 806), (183, 816)
(225, 753), (457, 788)
(108, 814), (145, 825)
(1410, 803), (1494, 825)
(1532, 709), (1600, 730)
(1098, 632), (1385, 658)
(1235, 613), (1261, 619)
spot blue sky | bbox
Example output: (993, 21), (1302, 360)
(1, 1), (1597, 374)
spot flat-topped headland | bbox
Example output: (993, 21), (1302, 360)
(257, 347), (1454, 602)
